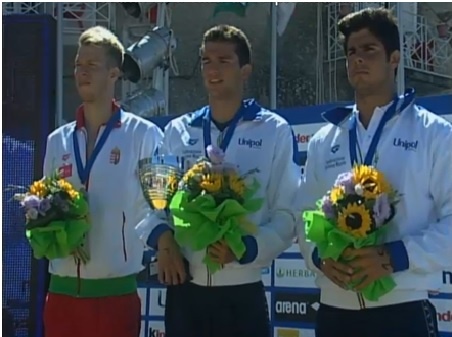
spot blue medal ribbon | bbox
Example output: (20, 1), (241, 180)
(202, 103), (246, 156)
(73, 110), (121, 185)
(349, 90), (415, 166)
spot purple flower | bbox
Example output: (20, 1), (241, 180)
(334, 172), (355, 195)
(39, 198), (51, 215)
(321, 195), (336, 219)
(206, 145), (225, 165)
(22, 195), (40, 209)
(373, 193), (392, 226)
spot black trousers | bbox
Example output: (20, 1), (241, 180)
(165, 281), (270, 337)
(316, 300), (440, 337)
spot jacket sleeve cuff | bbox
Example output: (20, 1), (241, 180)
(312, 247), (322, 269)
(146, 224), (173, 250)
(238, 235), (258, 265)
(385, 240), (410, 272)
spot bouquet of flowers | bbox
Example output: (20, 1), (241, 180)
(12, 173), (90, 262)
(303, 165), (400, 301)
(169, 145), (263, 273)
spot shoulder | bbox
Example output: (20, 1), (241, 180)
(254, 109), (294, 140)
(47, 121), (76, 143)
(412, 105), (452, 136)
(165, 108), (207, 132)
(309, 123), (339, 151)
(258, 108), (291, 128)
(121, 111), (161, 133)
(400, 105), (452, 151)
(121, 112), (163, 143)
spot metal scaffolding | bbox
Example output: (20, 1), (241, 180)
(324, 2), (452, 100)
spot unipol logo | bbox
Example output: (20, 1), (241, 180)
(238, 138), (262, 149)
(393, 138), (418, 151)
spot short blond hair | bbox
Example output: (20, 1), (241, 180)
(79, 26), (124, 68)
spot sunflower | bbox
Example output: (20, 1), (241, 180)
(352, 165), (392, 199)
(229, 174), (246, 197)
(330, 186), (345, 204)
(337, 202), (373, 238)
(57, 179), (79, 200)
(191, 162), (208, 174)
(166, 175), (179, 195)
(183, 162), (209, 183)
(29, 180), (49, 198)
(200, 173), (222, 193)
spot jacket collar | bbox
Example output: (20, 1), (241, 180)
(321, 88), (416, 129)
(75, 100), (122, 129)
(188, 98), (263, 127)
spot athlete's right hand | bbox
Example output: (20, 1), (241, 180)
(157, 231), (187, 286)
(320, 258), (353, 289)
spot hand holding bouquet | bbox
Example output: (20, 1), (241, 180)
(169, 145), (263, 273)
(303, 165), (400, 301)
(12, 173), (90, 262)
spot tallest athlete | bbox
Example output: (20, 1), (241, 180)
(41, 26), (183, 337)
(297, 8), (451, 337)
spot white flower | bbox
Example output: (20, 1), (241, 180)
(26, 208), (39, 220)
(354, 184), (364, 196)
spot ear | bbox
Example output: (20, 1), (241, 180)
(389, 50), (400, 73)
(110, 67), (121, 81)
(241, 64), (252, 81)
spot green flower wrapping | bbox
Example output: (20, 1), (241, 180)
(303, 209), (396, 301)
(170, 185), (263, 274)
(26, 194), (90, 261)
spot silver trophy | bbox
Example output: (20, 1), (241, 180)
(138, 154), (185, 280)
(138, 154), (185, 214)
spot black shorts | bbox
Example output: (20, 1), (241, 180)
(316, 300), (440, 337)
(164, 281), (270, 337)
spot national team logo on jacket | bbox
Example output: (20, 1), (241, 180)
(109, 147), (121, 165)
(59, 163), (73, 178)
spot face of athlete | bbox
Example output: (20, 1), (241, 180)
(74, 44), (119, 102)
(201, 41), (251, 99)
(345, 28), (399, 94)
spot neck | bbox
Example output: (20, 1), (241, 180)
(83, 98), (114, 134)
(355, 86), (395, 128)
(209, 95), (242, 124)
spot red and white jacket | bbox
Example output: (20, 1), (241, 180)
(43, 103), (164, 279)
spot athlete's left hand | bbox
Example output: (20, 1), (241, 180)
(342, 246), (394, 291)
(208, 240), (236, 265)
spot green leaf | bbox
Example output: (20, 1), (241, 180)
(169, 190), (260, 273)
(26, 218), (90, 260)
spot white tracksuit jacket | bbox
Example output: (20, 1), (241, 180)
(155, 99), (300, 287)
(296, 89), (452, 309)
(43, 107), (166, 279)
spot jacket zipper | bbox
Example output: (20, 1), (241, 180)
(75, 127), (103, 296)
(122, 211), (127, 262)
(357, 292), (366, 309)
